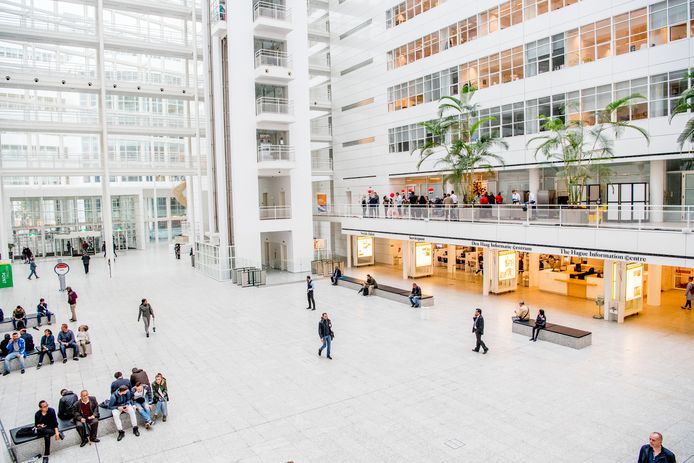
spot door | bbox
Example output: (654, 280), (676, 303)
(280, 244), (288, 271)
(263, 242), (270, 268)
(683, 173), (694, 223)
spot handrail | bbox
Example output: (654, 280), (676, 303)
(257, 144), (295, 162)
(255, 97), (293, 115)
(253, 1), (291, 21)
(254, 49), (291, 68)
(314, 204), (694, 232)
(259, 205), (292, 220)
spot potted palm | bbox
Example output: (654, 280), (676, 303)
(527, 95), (650, 223)
(411, 85), (507, 213)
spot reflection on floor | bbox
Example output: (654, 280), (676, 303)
(346, 263), (694, 336)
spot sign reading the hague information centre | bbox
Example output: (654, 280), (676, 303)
(0, 262), (13, 288)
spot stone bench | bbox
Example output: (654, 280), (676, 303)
(0, 315), (39, 332)
(1, 343), (92, 372)
(337, 276), (435, 307)
(512, 319), (591, 349)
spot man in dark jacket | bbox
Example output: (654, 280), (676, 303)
(108, 385), (139, 441)
(130, 367), (150, 387)
(73, 389), (100, 446)
(81, 254), (90, 274)
(330, 266), (342, 285)
(19, 329), (35, 352)
(58, 389), (79, 421)
(57, 324), (78, 362)
(111, 371), (131, 394)
(638, 432), (676, 463)
(471, 308), (488, 354)
(317, 312), (333, 359)
(409, 283), (422, 308)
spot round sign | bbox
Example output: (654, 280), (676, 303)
(54, 263), (70, 276)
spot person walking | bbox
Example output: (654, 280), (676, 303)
(66, 287), (78, 322)
(174, 243), (181, 260)
(471, 308), (488, 354)
(28, 257), (39, 279)
(305, 276), (316, 311)
(138, 299), (155, 337)
(317, 312), (333, 359)
(681, 276), (693, 309)
(81, 253), (90, 274)
(73, 390), (100, 447)
(637, 432), (676, 463)
(530, 309), (546, 342)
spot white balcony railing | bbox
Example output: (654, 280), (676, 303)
(257, 144), (295, 162)
(103, 22), (192, 47)
(0, 108), (98, 125)
(308, 19), (330, 34)
(106, 112), (197, 129)
(255, 97), (293, 115)
(259, 205), (291, 220)
(311, 157), (332, 171)
(0, 11), (95, 35)
(1, 60), (96, 79)
(253, 1), (291, 22)
(254, 49), (291, 68)
(310, 118), (332, 137)
(309, 53), (330, 68)
(0, 152), (100, 170)
(314, 204), (694, 232)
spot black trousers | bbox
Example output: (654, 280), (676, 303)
(38, 350), (54, 364)
(37, 427), (54, 455)
(83, 263), (89, 274)
(307, 291), (315, 309)
(531, 326), (544, 341)
(75, 418), (99, 441)
(685, 299), (692, 308)
(474, 331), (487, 351)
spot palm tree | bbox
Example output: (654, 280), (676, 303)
(669, 70), (694, 150)
(412, 85), (508, 201)
(527, 95), (649, 205)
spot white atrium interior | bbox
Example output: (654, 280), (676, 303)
(0, 0), (693, 462)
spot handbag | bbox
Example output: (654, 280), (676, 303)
(15, 426), (37, 438)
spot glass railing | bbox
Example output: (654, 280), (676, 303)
(257, 144), (295, 162)
(255, 97), (293, 115)
(0, 11), (95, 35)
(314, 204), (694, 232)
(311, 157), (333, 171)
(309, 86), (331, 104)
(106, 112), (199, 129)
(0, 108), (98, 125)
(259, 205), (291, 220)
(254, 49), (291, 68)
(309, 53), (330, 68)
(308, 19), (330, 34)
(253, 1), (291, 22)
(1, 60), (96, 79)
(0, 152), (100, 170)
(103, 23), (192, 47)
(310, 118), (332, 137)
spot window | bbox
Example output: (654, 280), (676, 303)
(614, 8), (648, 55)
(524, 0), (549, 20)
(649, 0), (688, 46)
(501, 46), (524, 82)
(386, 0), (440, 28)
(343, 136), (375, 148)
(525, 37), (550, 77)
(342, 97), (374, 112)
(614, 78), (648, 121)
(387, 66), (458, 111)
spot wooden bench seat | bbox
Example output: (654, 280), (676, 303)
(337, 276), (435, 307)
(512, 319), (592, 349)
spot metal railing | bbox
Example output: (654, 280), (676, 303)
(315, 204), (694, 232)
(253, 1), (291, 22)
(311, 157), (333, 171)
(254, 49), (291, 68)
(0, 108), (98, 125)
(257, 145), (295, 162)
(255, 97), (293, 115)
(0, 11), (95, 35)
(106, 112), (197, 129)
(310, 118), (332, 137)
(0, 152), (101, 170)
(102, 22), (191, 47)
(1, 60), (96, 79)
(259, 205), (291, 220)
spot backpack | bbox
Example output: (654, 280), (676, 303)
(0, 308), (3, 322)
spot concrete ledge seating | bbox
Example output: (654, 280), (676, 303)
(0, 315), (39, 332)
(1, 344), (92, 372)
(512, 319), (592, 349)
(337, 276), (435, 307)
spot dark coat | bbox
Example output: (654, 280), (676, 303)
(637, 445), (676, 463)
(318, 319), (332, 338)
(111, 377), (131, 394)
(472, 315), (484, 335)
(40, 335), (55, 352)
(130, 368), (150, 387)
(410, 286), (421, 297)
(73, 396), (100, 421)
(58, 391), (79, 420)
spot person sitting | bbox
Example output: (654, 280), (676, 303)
(76, 325), (90, 358)
(36, 298), (53, 326)
(20, 328), (35, 352)
(37, 329), (55, 369)
(108, 385), (140, 441)
(58, 389), (79, 421)
(151, 373), (169, 422)
(131, 382), (154, 429)
(409, 283), (422, 308)
(530, 309), (547, 342)
(358, 274), (377, 296)
(2, 332), (25, 375)
(330, 266), (342, 285)
(12, 305), (27, 330)
(34, 400), (64, 462)
(111, 371), (131, 394)
(512, 301), (530, 321)
(130, 367), (150, 388)
(0, 333), (11, 358)
(73, 390), (100, 447)
(57, 324), (79, 363)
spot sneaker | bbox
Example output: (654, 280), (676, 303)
(42, 457), (49, 463)
(471, 349), (479, 352)
(49, 360), (54, 365)
(144, 422), (150, 430)
(146, 333), (149, 338)
(73, 357), (79, 361)
(117, 431), (125, 441)
(59, 432), (65, 440)
(483, 349), (489, 354)
(2, 372), (8, 376)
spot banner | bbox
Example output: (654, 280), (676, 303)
(316, 194), (327, 212)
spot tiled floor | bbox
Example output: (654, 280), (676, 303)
(0, 246), (693, 463)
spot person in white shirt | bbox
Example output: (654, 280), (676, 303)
(449, 191), (458, 220)
(511, 190), (521, 204)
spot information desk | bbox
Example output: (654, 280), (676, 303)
(538, 269), (603, 300)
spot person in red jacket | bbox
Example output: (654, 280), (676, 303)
(495, 192), (503, 204)
(67, 287), (78, 322)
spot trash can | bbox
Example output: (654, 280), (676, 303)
(0, 262), (13, 288)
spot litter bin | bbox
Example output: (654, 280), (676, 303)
(0, 262), (13, 288)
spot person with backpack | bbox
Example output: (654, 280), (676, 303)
(681, 276), (693, 310)
(138, 299), (155, 337)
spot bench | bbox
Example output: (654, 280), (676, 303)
(0, 315), (39, 332)
(1, 344), (92, 372)
(337, 275), (435, 307)
(512, 319), (592, 349)
(6, 402), (146, 461)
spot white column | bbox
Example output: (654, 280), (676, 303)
(447, 244), (455, 274)
(604, 260), (626, 323)
(136, 191), (146, 250)
(402, 241), (410, 280)
(528, 252), (540, 287)
(166, 195), (172, 241)
(153, 180), (159, 244)
(200, 0), (215, 238)
(210, 36), (229, 251)
(287, 0), (315, 273)
(346, 235), (352, 268)
(0, 178), (8, 260)
(96, 0), (114, 264)
(647, 264), (662, 306)
(188, 4), (201, 245)
(650, 160), (665, 223)
(227, 4), (261, 267)
(482, 247), (492, 295)
(528, 168), (540, 199)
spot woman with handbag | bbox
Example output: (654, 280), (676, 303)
(318, 312), (334, 359)
(152, 373), (169, 422)
(530, 309), (546, 342)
